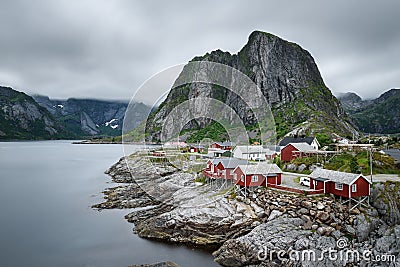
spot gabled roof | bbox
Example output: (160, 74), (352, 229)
(213, 141), (235, 147)
(236, 163), (282, 175)
(310, 168), (371, 185)
(287, 142), (316, 152)
(279, 137), (318, 147)
(211, 158), (248, 169)
(234, 145), (266, 154)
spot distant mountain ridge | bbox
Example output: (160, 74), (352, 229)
(338, 89), (400, 134)
(0, 85), (151, 140)
(0, 86), (66, 140)
(144, 31), (358, 142)
(32, 95), (151, 138)
(33, 95), (129, 137)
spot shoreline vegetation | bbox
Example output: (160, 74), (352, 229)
(94, 149), (400, 266)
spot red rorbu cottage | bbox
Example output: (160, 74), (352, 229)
(204, 158), (248, 179)
(310, 168), (371, 210)
(280, 143), (316, 162)
(209, 142), (235, 151)
(233, 163), (283, 187)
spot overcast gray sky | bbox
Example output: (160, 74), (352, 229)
(0, 0), (399, 104)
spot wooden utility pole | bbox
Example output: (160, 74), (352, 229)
(370, 147), (373, 183)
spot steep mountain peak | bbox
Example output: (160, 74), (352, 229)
(237, 30), (326, 105)
(143, 31), (358, 142)
(247, 30), (277, 41)
(247, 30), (301, 49)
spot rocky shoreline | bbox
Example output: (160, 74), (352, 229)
(93, 152), (400, 266)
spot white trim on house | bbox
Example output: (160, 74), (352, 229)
(352, 184), (357, 192)
(349, 175), (372, 185)
(335, 183), (343, 190)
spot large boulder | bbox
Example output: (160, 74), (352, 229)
(370, 183), (400, 226)
(213, 216), (310, 266)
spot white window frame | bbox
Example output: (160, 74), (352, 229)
(352, 184), (357, 192)
(251, 175), (258, 182)
(241, 175), (245, 182)
(230, 170), (234, 176)
(335, 183), (343, 190)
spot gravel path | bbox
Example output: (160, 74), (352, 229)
(372, 174), (400, 182)
(280, 173), (310, 190)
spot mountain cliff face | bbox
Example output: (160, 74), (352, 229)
(145, 31), (358, 142)
(0, 86), (65, 140)
(32, 95), (150, 137)
(338, 89), (400, 134)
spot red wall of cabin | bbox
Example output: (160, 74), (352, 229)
(277, 173), (282, 185)
(233, 168), (266, 187)
(210, 143), (231, 151)
(210, 143), (222, 149)
(310, 178), (325, 191)
(266, 174), (281, 185)
(233, 168), (244, 186)
(327, 182), (350, 198)
(216, 162), (235, 179)
(351, 177), (370, 197)
(310, 176), (370, 198)
(266, 176), (277, 185)
(224, 168), (235, 179)
(281, 144), (297, 162)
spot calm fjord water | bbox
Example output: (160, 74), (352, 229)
(0, 141), (218, 267)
